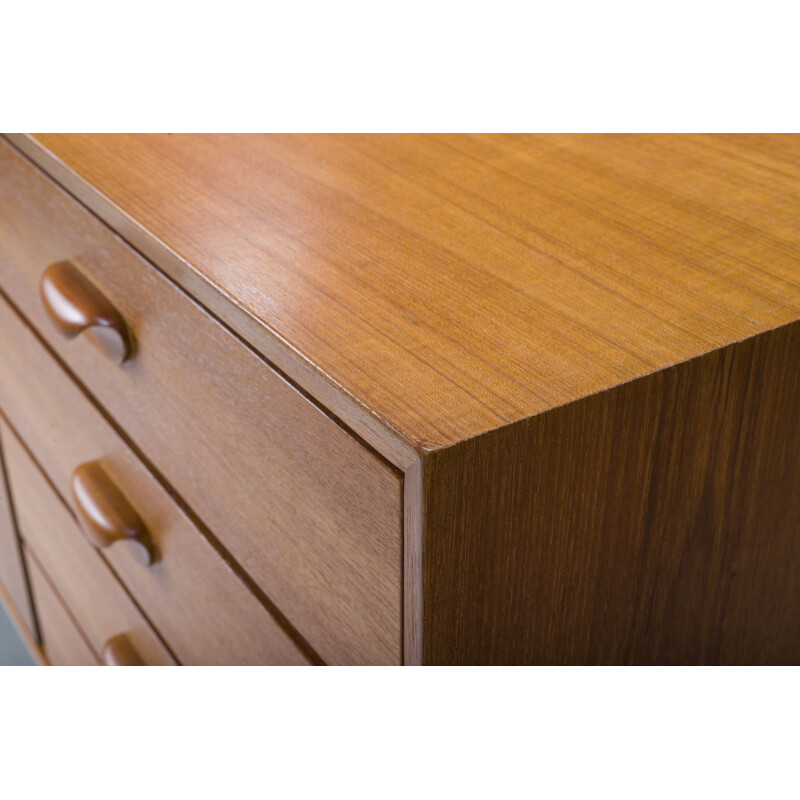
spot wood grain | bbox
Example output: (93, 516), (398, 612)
(421, 320), (800, 664)
(0, 291), (310, 665)
(4, 133), (800, 665)
(8, 133), (800, 456)
(27, 552), (98, 666)
(0, 424), (36, 638)
(0, 140), (403, 664)
(2, 421), (175, 665)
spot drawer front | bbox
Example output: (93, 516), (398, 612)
(0, 292), (309, 664)
(27, 554), (98, 665)
(0, 140), (402, 665)
(2, 421), (175, 665)
(0, 427), (36, 637)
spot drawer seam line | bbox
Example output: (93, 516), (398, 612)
(1, 130), (404, 477)
(0, 423), (43, 646)
(24, 543), (101, 664)
(0, 406), (182, 665)
(0, 285), (325, 665)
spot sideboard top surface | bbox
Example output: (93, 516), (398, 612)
(14, 133), (800, 454)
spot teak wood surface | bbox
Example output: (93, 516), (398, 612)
(0, 423), (36, 638)
(423, 320), (800, 663)
(9, 133), (800, 457)
(27, 553), (98, 666)
(2, 134), (799, 665)
(2, 421), (175, 665)
(0, 139), (403, 665)
(0, 291), (309, 665)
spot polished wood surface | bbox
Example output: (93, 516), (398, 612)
(0, 425), (36, 638)
(0, 140), (403, 664)
(9, 133), (800, 458)
(71, 461), (156, 566)
(2, 422), (175, 665)
(2, 133), (799, 666)
(420, 320), (800, 664)
(27, 552), (98, 666)
(0, 291), (310, 665)
(40, 260), (133, 364)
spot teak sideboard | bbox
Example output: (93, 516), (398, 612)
(0, 133), (798, 665)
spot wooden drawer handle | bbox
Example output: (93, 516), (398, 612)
(40, 260), (134, 364)
(71, 461), (157, 566)
(102, 634), (145, 666)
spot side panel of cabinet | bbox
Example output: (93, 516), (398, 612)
(418, 321), (800, 664)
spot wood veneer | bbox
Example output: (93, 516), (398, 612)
(0, 140), (403, 665)
(2, 422), (175, 666)
(27, 553), (98, 666)
(0, 291), (309, 665)
(2, 133), (799, 665)
(9, 133), (800, 456)
(421, 320), (800, 664)
(0, 424), (36, 638)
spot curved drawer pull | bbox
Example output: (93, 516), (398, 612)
(71, 461), (157, 566)
(102, 634), (145, 666)
(40, 260), (134, 364)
